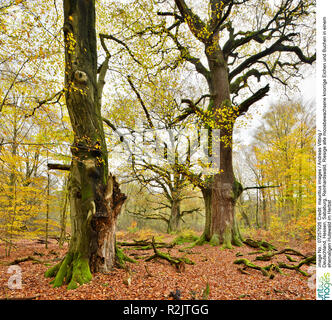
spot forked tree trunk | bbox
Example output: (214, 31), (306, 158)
(45, 0), (126, 289)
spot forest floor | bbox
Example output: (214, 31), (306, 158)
(0, 232), (316, 300)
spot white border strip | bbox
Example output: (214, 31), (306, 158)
(316, 0), (332, 301)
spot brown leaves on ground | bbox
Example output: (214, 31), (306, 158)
(0, 236), (315, 300)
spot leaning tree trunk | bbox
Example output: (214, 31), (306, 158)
(45, 0), (126, 289)
(201, 42), (243, 248)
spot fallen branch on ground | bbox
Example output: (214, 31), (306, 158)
(0, 294), (40, 300)
(255, 248), (306, 261)
(234, 254), (316, 278)
(8, 255), (45, 265)
(277, 255), (316, 277)
(117, 239), (175, 250)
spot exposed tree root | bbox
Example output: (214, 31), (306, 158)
(115, 245), (137, 268)
(234, 253), (316, 278)
(255, 248), (306, 261)
(186, 235), (208, 248)
(145, 237), (194, 272)
(44, 252), (92, 290)
(234, 258), (272, 277)
(117, 239), (175, 250)
(9, 255), (44, 265)
(243, 238), (277, 251)
(277, 255), (316, 277)
(178, 248), (199, 254)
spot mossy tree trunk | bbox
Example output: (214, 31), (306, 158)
(200, 181), (243, 248)
(45, 0), (126, 289)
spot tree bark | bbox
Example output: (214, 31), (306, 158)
(201, 187), (212, 241)
(59, 177), (69, 248)
(202, 43), (242, 247)
(45, 0), (126, 289)
(167, 200), (181, 233)
(172, 0), (315, 248)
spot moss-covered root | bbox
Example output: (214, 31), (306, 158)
(222, 226), (232, 249)
(234, 258), (270, 277)
(181, 234), (207, 249)
(277, 255), (316, 277)
(146, 237), (195, 267)
(44, 253), (92, 290)
(115, 245), (137, 268)
(221, 222), (244, 249)
(190, 228), (243, 249)
(243, 238), (277, 251)
(191, 235), (208, 247)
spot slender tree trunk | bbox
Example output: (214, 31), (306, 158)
(201, 188), (212, 241)
(261, 188), (268, 229)
(167, 200), (181, 233)
(59, 177), (69, 248)
(255, 189), (260, 229)
(45, 150), (50, 249)
(45, 0), (126, 289)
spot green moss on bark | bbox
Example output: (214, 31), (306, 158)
(222, 226), (233, 249)
(67, 254), (92, 290)
(45, 252), (92, 290)
(209, 234), (220, 246)
(44, 261), (62, 278)
(51, 253), (73, 288)
(116, 245), (137, 268)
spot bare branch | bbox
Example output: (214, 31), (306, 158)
(26, 90), (64, 118)
(99, 33), (142, 66)
(0, 58), (29, 112)
(174, 0), (208, 43)
(126, 76), (154, 129)
(47, 163), (71, 171)
(238, 84), (270, 115)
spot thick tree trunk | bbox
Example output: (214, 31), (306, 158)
(45, 0), (126, 289)
(167, 200), (181, 233)
(202, 43), (243, 247)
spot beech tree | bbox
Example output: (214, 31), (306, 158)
(45, 0), (126, 289)
(251, 101), (316, 236)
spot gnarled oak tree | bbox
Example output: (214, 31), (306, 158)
(168, 0), (316, 246)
